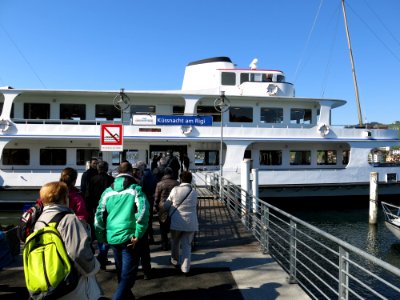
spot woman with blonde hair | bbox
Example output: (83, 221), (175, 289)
(32, 181), (103, 299)
(60, 167), (88, 222)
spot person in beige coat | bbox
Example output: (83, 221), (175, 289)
(164, 171), (198, 276)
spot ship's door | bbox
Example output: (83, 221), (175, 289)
(149, 145), (187, 169)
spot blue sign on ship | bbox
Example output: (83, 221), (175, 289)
(156, 115), (213, 126)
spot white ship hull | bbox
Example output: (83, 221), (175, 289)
(1, 57), (399, 203)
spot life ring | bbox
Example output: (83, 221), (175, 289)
(0, 119), (10, 132)
(267, 84), (278, 96)
(181, 125), (193, 135)
(317, 123), (330, 136)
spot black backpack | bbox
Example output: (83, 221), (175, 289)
(17, 200), (44, 243)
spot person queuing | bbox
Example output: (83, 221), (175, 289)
(80, 157), (98, 197)
(86, 160), (114, 270)
(164, 171), (198, 276)
(59, 167), (89, 223)
(34, 181), (104, 299)
(154, 167), (179, 250)
(94, 161), (149, 300)
(153, 156), (168, 182)
(136, 161), (157, 244)
(166, 150), (180, 180)
(133, 161), (157, 279)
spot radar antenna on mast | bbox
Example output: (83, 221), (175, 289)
(249, 58), (258, 70)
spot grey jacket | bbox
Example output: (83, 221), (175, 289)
(165, 183), (198, 232)
(34, 204), (96, 275)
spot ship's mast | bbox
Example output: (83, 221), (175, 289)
(341, 0), (363, 127)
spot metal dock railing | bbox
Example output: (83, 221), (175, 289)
(193, 171), (400, 300)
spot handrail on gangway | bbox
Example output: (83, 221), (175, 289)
(192, 171), (400, 300)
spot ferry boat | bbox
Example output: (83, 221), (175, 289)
(0, 56), (399, 203)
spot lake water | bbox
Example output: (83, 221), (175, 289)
(290, 207), (400, 269)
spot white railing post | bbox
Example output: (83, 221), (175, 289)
(240, 159), (251, 223)
(339, 247), (349, 300)
(369, 172), (379, 224)
(241, 159), (251, 221)
(289, 220), (297, 284)
(261, 206), (270, 254)
(251, 168), (259, 213)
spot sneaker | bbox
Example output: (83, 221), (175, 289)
(170, 258), (179, 268)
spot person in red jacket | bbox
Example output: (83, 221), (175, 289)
(60, 167), (89, 223)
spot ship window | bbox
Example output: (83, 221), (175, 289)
(229, 107), (253, 122)
(367, 148), (400, 166)
(290, 150), (311, 165)
(260, 150), (282, 165)
(244, 150), (251, 159)
(40, 149), (66, 165)
(131, 105), (155, 114)
(263, 74), (273, 82)
(290, 108), (312, 124)
(120, 150), (139, 165)
(197, 106), (221, 122)
(95, 105), (120, 120)
(343, 150), (349, 165)
(2, 149), (30, 165)
(250, 73), (263, 82)
(240, 73), (250, 84)
(221, 72), (236, 86)
(60, 104), (86, 120)
(277, 75), (285, 82)
(24, 103), (50, 119)
(317, 150), (337, 165)
(260, 107), (283, 123)
(173, 106), (184, 115)
(195, 150), (218, 166)
(76, 149), (100, 165)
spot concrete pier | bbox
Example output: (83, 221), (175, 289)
(0, 197), (309, 300)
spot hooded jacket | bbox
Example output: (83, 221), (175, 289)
(94, 174), (149, 245)
(34, 205), (96, 275)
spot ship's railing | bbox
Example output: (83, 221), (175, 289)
(12, 118), (121, 125)
(192, 171), (400, 299)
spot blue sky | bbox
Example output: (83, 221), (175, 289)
(1, 0), (400, 125)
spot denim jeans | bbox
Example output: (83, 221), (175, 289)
(97, 242), (110, 265)
(111, 243), (140, 300)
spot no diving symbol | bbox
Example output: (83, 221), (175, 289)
(101, 124), (123, 146)
(104, 127), (120, 142)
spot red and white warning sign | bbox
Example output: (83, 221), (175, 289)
(100, 124), (123, 151)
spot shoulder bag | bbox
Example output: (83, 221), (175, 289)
(162, 186), (192, 230)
